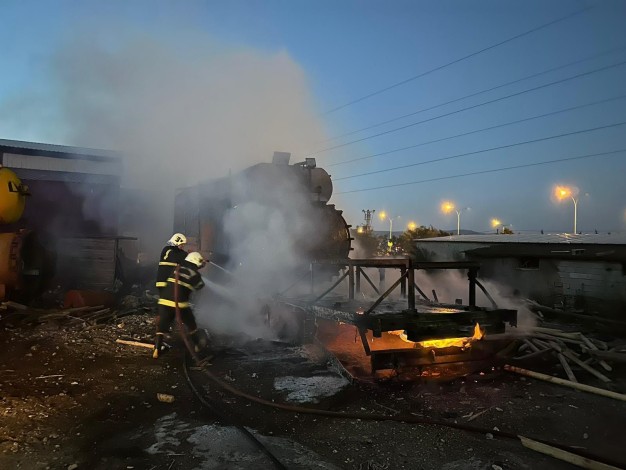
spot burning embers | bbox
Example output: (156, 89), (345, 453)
(388, 323), (485, 350)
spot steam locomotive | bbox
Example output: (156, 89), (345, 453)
(173, 152), (352, 268)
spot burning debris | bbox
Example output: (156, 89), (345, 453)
(279, 257), (517, 379)
(388, 322), (485, 349)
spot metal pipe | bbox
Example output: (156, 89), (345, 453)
(348, 263), (355, 300)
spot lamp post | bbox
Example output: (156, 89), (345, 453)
(407, 221), (417, 231)
(379, 211), (400, 251)
(554, 186), (579, 234)
(441, 201), (467, 235)
(491, 218), (501, 234)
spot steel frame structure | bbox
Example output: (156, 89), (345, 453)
(281, 258), (517, 371)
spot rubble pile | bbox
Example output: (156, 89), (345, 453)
(0, 292), (156, 328)
(512, 326), (626, 388)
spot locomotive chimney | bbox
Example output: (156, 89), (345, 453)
(272, 151), (291, 165)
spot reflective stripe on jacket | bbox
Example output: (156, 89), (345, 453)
(158, 261), (205, 307)
(155, 246), (187, 287)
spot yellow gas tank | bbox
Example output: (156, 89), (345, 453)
(0, 167), (28, 224)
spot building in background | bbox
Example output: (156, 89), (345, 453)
(0, 139), (137, 298)
(415, 233), (626, 319)
(0, 139), (122, 237)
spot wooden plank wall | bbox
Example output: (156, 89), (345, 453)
(56, 238), (117, 290)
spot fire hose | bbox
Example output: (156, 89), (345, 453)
(173, 265), (288, 470)
(174, 267), (623, 469)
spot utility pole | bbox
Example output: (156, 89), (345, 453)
(362, 209), (375, 234)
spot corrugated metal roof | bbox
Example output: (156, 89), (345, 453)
(0, 138), (118, 160)
(417, 233), (626, 245)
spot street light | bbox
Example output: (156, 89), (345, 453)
(491, 218), (501, 233)
(379, 211), (400, 251)
(407, 221), (417, 231)
(490, 218), (513, 234)
(441, 201), (468, 235)
(554, 185), (579, 234)
(378, 210), (393, 239)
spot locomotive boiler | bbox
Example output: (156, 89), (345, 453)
(173, 152), (352, 269)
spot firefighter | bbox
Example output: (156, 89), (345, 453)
(153, 251), (207, 359)
(156, 233), (188, 293)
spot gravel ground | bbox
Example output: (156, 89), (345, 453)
(1, 311), (624, 470)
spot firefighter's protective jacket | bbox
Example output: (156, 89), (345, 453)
(156, 245), (188, 288)
(157, 261), (205, 308)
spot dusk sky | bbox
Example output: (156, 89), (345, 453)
(2, 0), (626, 234)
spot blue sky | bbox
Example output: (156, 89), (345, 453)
(2, 0), (626, 233)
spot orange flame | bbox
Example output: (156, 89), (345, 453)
(389, 323), (484, 349)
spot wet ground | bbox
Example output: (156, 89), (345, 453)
(1, 311), (625, 470)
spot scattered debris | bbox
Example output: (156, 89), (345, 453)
(1, 292), (155, 328)
(519, 435), (621, 470)
(116, 339), (155, 349)
(504, 365), (626, 402)
(463, 407), (490, 422)
(157, 394), (175, 404)
(359, 461), (389, 470)
(511, 326), (626, 390)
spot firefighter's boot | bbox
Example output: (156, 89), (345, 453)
(191, 330), (213, 361)
(153, 334), (164, 359)
(190, 330), (203, 353)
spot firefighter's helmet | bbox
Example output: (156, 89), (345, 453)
(168, 233), (187, 246)
(185, 251), (205, 268)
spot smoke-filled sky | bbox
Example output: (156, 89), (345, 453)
(1, 0), (626, 234)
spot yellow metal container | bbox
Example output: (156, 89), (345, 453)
(0, 167), (27, 224)
(0, 232), (22, 289)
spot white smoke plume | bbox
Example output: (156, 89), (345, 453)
(0, 25), (327, 255)
(195, 171), (322, 339)
(0, 23), (333, 338)
(413, 269), (537, 332)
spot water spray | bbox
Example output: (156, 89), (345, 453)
(209, 261), (233, 276)
(201, 275), (239, 302)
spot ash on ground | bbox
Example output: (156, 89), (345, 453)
(1, 310), (625, 470)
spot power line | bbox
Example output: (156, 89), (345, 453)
(328, 94), (626, 168)
(319, 45), (626, 145)
(323, 5), (594, 115)
(336, 149), (626, 195)
(333, 120), (626, 181)
(308, 59), (626, 156)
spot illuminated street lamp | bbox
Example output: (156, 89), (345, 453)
(490, 218), (512, 234)
(407, 221), (418, 231)
(554, 185), (579, 234)
(379, 210), (393, 240)
(441, 201), (468, 235)
(379, 211), (400, 251)
(491, 218), (502, 233)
